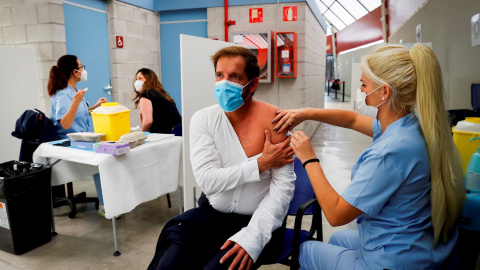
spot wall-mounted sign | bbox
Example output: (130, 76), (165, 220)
(283, 6), (297, 21)
(249, 8), (263, 23)
(416, 24), (421, 43)
(116, 36), (123, 48)
(472, 13), (480, 47)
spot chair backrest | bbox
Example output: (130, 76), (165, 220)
(11, 109), (61, 162)
(471, 84), (480, 112)
(287, 157), (317, 215)
(171, 124), (182, 136)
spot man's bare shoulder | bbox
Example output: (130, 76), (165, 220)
(253, 101), (286, 144)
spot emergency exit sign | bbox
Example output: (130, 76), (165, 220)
(249, 8), (263, 23)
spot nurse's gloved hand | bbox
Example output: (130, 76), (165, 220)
(290, 130), (316, 164)
(272, 108), (307, 133)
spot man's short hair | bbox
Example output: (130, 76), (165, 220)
(211, 46), (260, 81)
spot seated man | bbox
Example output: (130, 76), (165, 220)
(148, 46), (295, 270)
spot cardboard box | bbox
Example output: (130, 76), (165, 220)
(70, 141), (98, 151)
(96, 142), (130, 155)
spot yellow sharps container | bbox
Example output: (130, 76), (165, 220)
(91, 102), (130, 141)
(452, 117), (480, 176)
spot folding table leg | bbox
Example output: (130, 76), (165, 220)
(112, 217), (121, 256)
(46, 157), (57, 236)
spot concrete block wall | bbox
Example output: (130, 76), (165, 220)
(302, 4), (326, 136)
(207, 2), (325, 137)
(0, 0), (66, 114)
(107, 0), (161, 127)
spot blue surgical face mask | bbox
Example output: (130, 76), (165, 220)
(214, 79), (252, 112)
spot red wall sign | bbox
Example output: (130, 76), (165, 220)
(116, 36), (123, 48)
(283, 6), (297, 21)
(249, 8), (263, 23)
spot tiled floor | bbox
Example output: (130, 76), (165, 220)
(0, 93), (371, 270)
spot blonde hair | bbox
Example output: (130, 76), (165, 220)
(360, 44), (465, 245)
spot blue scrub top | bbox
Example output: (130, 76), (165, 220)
(342, 113), (457, 270)
(50, 85), (90, 139)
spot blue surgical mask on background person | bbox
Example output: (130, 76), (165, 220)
(134, 80), (144, 92)
(355, 86), (387, 119)
(214, 79), (252, 112)
(76, 69), (88, 82)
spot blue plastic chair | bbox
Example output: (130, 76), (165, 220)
(171, 124), (182, 136)
(263, 157), (323, 269)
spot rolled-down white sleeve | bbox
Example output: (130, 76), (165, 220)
(228, 163), (296, 262)
(190, 110), (261, 196)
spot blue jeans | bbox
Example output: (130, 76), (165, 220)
(93, 173), (104, 205)
(299, 230), (367, 270)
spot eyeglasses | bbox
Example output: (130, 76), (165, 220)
(77, 65), (85, 70)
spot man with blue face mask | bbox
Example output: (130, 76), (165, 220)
(148, 46), (296, 270)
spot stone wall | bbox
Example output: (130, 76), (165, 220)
(0, 0), (66, 115)
(106, 0), (160, 127)
(207, 2), (325, 136)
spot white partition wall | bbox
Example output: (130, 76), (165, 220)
(180, 35), (235, 211)
(0, 47), (41, 162)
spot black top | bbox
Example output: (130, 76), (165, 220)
(140, 89), (181, 134)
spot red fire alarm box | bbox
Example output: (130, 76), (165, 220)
(275, 32), (297, 78)
(116, 36), (123, 48)
(249, 8), (263, 23)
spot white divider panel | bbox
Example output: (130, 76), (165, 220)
(0, 47), (40, 162)
(180, 34), (236, 211)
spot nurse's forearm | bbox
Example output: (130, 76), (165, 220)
(304, 162), (361, 227)
(59, 102), (80, 130)
(304, 108), (358, 129)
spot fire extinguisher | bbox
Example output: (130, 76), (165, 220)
(281, 44), (293, 73)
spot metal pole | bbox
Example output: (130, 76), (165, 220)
(112, 217), (121, 256)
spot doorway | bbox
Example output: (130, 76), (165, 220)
(63, 0), (112, 130)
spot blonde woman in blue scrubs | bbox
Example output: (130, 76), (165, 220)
(273, 44), (465, 269)
(48, 55), (108, 216)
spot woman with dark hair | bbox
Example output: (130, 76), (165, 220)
(132, 68), (181, 134)
(48, 54), (109, 217)
(48, 55), (106, 136)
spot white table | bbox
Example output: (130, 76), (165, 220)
(33, 136), (182, 256)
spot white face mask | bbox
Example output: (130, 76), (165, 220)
(355, 86), (387, 119)
(134, 80), (144, 92)
(75, 69), (87, 82)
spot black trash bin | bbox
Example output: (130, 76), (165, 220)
(0, 160), (52, 255)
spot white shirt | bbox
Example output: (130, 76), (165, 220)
(190, 104), (295, 262)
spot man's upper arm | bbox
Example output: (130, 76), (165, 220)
(265, 105), (288, 144)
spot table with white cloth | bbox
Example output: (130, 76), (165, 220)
(32, 135), (182, 256)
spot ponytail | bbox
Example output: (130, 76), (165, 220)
(47, 55), (78, 96)
(410, 44), (465, 244)
(47, 66), (68, 96)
